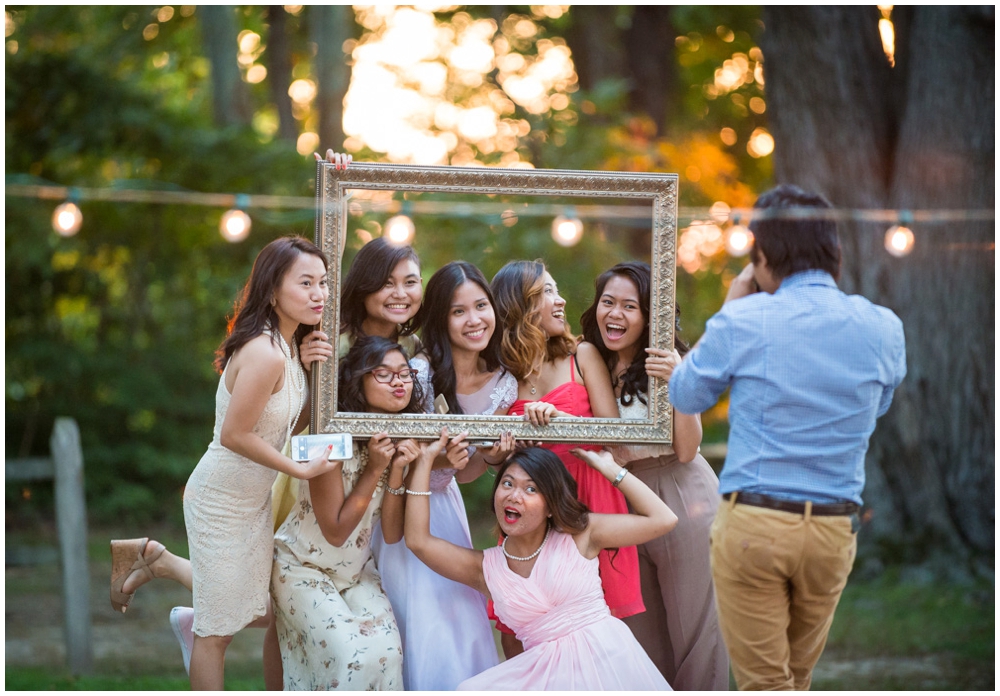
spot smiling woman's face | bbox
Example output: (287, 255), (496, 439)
(596, 274), (645, 355)
(536, 271), (567, 338)
(363, 258), (422, 330)
(447, 280), (496, 354)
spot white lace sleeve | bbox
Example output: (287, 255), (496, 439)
(490, 371), (519, 415)
(409, 356), (435, 414)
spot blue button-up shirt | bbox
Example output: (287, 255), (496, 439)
(669, 270), (906, 504)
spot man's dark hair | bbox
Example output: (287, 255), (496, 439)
(749, 184), (841, 281)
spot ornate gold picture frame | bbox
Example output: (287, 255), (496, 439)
(312, 161), (678, 444)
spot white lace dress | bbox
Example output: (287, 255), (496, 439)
(371, 366), (517, 690)
(271, 446), (403, 690)
(183, 344), (304, 638)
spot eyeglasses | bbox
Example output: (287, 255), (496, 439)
(367, 368), (418, 384)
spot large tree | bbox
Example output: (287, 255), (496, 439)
(759, 6), (994, 567)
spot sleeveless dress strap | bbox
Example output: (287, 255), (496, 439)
(569, 354), (579, 384)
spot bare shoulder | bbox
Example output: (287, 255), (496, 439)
(229, 334), (285, 377)
(574, 342), (609, 381)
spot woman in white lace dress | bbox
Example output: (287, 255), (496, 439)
(271, 335), (425, 690)
(371, 261), (517, 690)
(579, 261), (729, 690)
(109, 236), (341, 690)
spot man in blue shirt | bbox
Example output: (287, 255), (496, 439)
(668, 184), (906, 690)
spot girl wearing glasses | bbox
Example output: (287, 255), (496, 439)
(372, 261), (516, 690)
(270, 335), (425, 690)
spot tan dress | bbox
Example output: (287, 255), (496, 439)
(183, 344), (304, 638)
(612, 396), (730, 691)
(271, 446), (403, 691)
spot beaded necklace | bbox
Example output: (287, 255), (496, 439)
(273, 328), (305, 449)
(501, 525), (550, 562)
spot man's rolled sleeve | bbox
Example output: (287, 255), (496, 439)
(877, 314), (907, 417)
(669, 311), (734, 415)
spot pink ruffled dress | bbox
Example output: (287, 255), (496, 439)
(459, 530), (671, 691)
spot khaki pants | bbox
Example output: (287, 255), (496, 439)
(709, 497), (857, 690)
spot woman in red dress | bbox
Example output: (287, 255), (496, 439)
(490, 260), (642, 638)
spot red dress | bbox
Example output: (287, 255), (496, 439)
(501, 356), (644, 621)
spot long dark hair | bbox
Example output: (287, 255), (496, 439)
(491, 448), (589, 537)
(340, 237), (421, 339)
(580, 261), (689, 407)
(337, 335), (424, 413)
(214, 236), (328, 373)
(412, 261), (505, 415)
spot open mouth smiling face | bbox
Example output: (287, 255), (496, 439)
(494, 463), (549, 536)
(597, 274), (645, 353)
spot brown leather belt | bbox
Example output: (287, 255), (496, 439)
(724, 491), (859, 516)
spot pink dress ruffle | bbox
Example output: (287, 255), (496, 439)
(460, 531), (670, 691)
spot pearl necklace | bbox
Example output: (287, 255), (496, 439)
(273, 328), (305, 448)
(501, 526), (550, 562)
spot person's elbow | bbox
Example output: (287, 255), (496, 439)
(657, 507), (679, 536)
(674, 442), (699, 464)
(319, 522), (353, 548)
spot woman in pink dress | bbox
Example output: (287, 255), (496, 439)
(404, 437), (677, 691)
(490, 260), (643, 632)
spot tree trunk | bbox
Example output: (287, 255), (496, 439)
(310, 5), (351, 150)
(266, 6), (297, 142)
(200, 5), (251, 127)
(623, 5), (677, 134)
(760, 6), (994, 566)
(565, 6), (627, 92)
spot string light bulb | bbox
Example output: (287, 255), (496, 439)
(220, 194), (252, 242)
(385, 214), (415, 245)
(724, 224), (754, 256)
(551, 207), (583, 247)
(52, 201), (83, 237)
(884, 224), (914, 257)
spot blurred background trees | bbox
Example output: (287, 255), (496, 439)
(5, 6), (992, 570)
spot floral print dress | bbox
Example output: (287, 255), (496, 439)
(271, 445), (403, 690)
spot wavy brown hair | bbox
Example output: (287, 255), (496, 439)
(491, 447), (590, 538)
(490, 260), (576, 381)
(214, 236), (328, 373)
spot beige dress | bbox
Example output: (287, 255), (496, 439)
(271, 446), (403, 691)
(183, 342), (305, 638)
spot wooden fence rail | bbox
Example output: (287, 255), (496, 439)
(6, 417), (93, 675)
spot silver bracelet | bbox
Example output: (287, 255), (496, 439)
(405, 489), (432, 496)
(612, 468), (629, 488)
(386, 483), (406, 496)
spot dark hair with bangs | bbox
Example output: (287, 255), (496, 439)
(748, 184), (841, 281)
(411, 261), (507, 415)
(490, 447), (589, 537)
(340, 237), (421, 339)
(214, 236), (328, 373)
(337, 335), (425, 413)
(580, 261), (689, 407)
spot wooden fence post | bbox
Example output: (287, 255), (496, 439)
(50, 417), (93, 675)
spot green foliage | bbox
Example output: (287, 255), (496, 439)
(5, 10), (316, 522)
(4, 668), (263, 691)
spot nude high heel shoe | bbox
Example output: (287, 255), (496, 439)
(110, 537), (163, 613)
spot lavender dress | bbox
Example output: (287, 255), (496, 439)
(371, 367), (517, 690)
